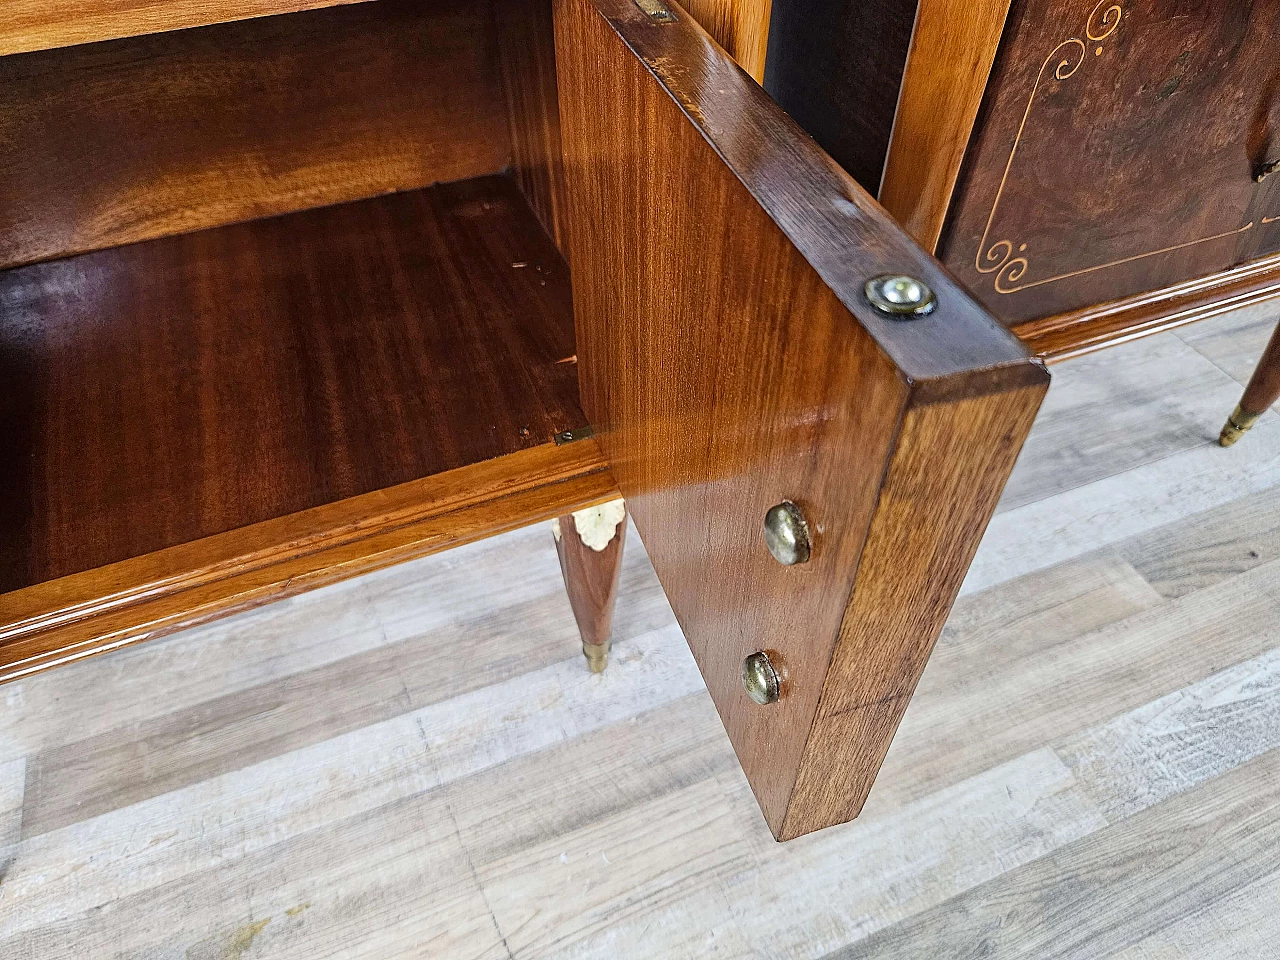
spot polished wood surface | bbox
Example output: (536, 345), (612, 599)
(1015, 253), (1280, 361)
(878, 0), (1013, 252)
(681, 0), (773, 82)
(553, 502), (628, 668)
(9, 315), (1280, 956)
(941, 0), (1280, 325)
(0, 0), (510, 270)
(763, 0), (918, 193)
(0, 175), (585, 593)
(1238, 322), (1280, 418)
(0, 441), (616, 684)
(555, 0), (1047, 838)
(496, 0), (570, 252)
(0, 0), (376, 56)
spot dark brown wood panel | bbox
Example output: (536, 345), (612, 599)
(0, 175), (585, 593)
(555, 0), (1048, 838)
(763, 0), (919, 193)
(0, 0), (512, 270)
(941, 0), (1280, 325)
(0, 0), (376, 56)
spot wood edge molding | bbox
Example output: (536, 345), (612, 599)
(878, 0), (1013, 253)
(0, 440), (616, 683)
(778, 380), (1046, 839)
(1013, 253), (1280, 363)
(0, 0), (376, 57)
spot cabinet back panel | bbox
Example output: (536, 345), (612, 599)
(0, 0), (512, 270)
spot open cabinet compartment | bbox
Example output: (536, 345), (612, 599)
(0, 0), (613, 677)
(1, 0), (1049, 840)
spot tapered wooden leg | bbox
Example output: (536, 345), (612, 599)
(552, 499), (627, 672)
(1221, 320), (1280, 446)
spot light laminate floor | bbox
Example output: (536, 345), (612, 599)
(3, 306), (1280, 958)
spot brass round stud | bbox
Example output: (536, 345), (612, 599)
(763, 501), (811, 566)
(742, 651), (781, 705)
(865, 274), (937, 318)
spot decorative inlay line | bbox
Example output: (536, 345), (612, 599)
(1265, 216), (1279, 225)
(975, 1), (1259, 295)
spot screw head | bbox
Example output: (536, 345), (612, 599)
(763, 501), (811, 566)
(742, 651), (781, 705)
(865, 274), (937, 318)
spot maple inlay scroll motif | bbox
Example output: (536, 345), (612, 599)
(974, 1), (1259, 295)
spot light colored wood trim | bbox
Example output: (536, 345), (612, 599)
(879, 0), (1013, 252)
(0, 0), (378, 56)
(0, 441), (616, 684)
(1014, 253), (1280, 363)
(680, 0), (773, 82)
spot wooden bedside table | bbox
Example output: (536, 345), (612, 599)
(0, 0), (1049, 841)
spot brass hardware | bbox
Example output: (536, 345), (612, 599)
(865, 275), (937, 318)
(763, 501), (811, 565)
(634, 0), (677, 21)
(1219, 404), (1263, 447)
(554, 425), (595, 445)
(742, 651), (780, 705)
(583, 641), (610, 673)
(1257, 159), (1280, 184)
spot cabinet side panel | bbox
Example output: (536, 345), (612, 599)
(496, 0), (570, 252)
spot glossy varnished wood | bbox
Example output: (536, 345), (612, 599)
(0, 0), (377, 56)
(555, 0), (1047, 838)
(679, 0), (773, 82)
(0, 441), (615, 684)
(496, 0), (570, 252)
(878, 0), (1013, 252)
(553, 502), (628, 667)
(1015, 253), (1280, 361)
(1238, 321), (1280, 419)
(0, 0), (511, 270)
(0, 175), (586, 594)
(940, 0), (1280, 324)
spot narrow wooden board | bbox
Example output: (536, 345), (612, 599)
(554, 0), (1047, 838)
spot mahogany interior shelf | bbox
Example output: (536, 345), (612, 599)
(1, 0), (379, 57)
(0, 174), (593, 597)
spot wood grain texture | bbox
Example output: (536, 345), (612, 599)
(0, 440), (615, 685)
(680, 0), (773, 82)
(1238, 319), (1280, 417)
(0, 175), (586, 595)
(0, 0), (511, 270)
(1015, 253), (1280, 362)
(554, 503), (628, 658)
(496, 0), (570, 252)
(878, 0), (1013, 252)
(940, 0), (1280, 324)
(762, 0), (919, 193)
(782, 385), (1043, 837)
(6, 306), (1280, 956)
(0, 0), (377, 56)
(554, 0), (1047, 838)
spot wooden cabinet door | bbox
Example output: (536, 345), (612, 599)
(940, 0), (1280, 325)
(554, 0), (1050, 840)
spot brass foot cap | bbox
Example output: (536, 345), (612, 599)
(1220, 405), (1262, 447)
(583, 642), (610, 673)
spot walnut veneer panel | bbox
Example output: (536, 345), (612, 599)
(941, 0), (1280, 325)
(555, 0), (1048, 838)
(0, 0), (511, 270)
(0, 175), (585, 593)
